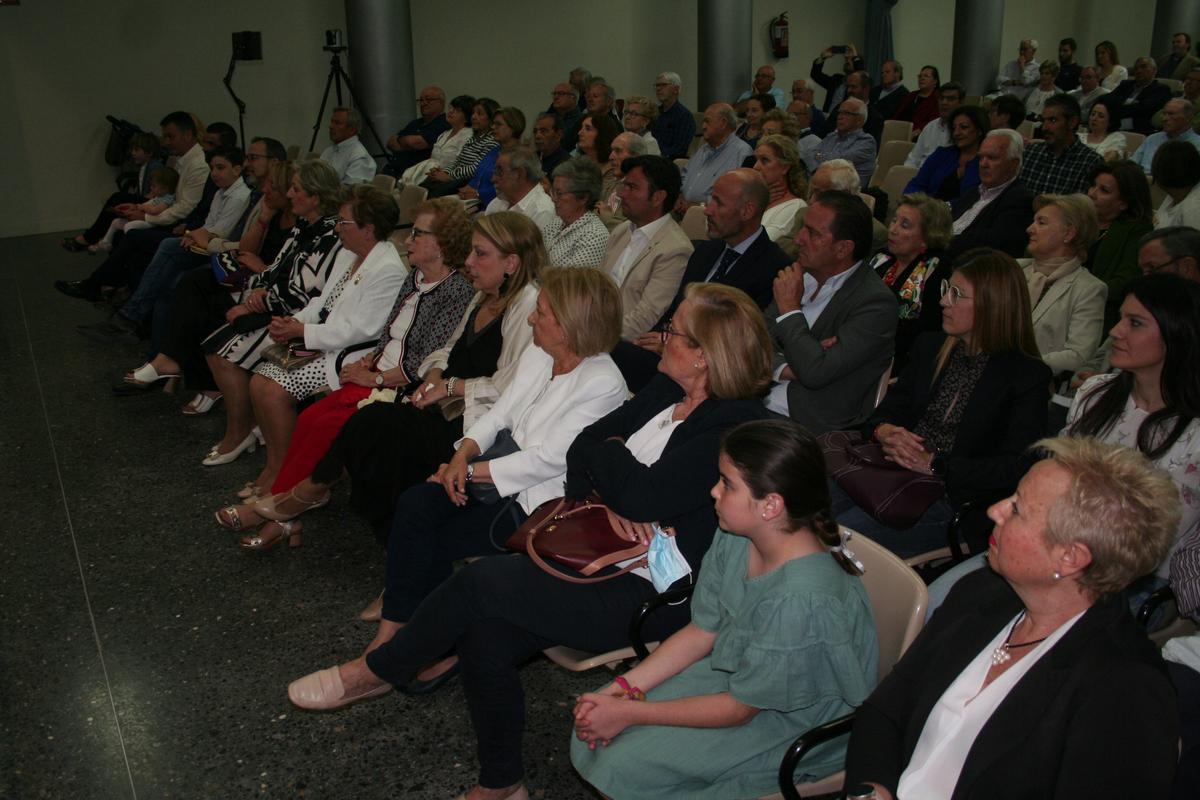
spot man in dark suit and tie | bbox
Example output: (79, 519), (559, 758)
(1106, 57), (1174, 135)
(946, 129), (1035, 260)
(612, 168), (792, 391)
(765, 190), (897, 434)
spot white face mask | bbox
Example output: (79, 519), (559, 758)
(647, 524), (692, 592)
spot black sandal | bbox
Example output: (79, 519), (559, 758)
(60, 236), (89, 252)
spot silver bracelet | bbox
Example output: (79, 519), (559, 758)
(446, 376), (457, 397)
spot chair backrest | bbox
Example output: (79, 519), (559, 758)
(286, 144), (301, 161)
(681, 204), (708, 240)
(372, 174), (397, 192)
(1017, 119), (1036, 139)
(881, 119), (912, 145)
(394, 184), (428, 225)
(964, 95), (982, 107)
(857, 192), (877, 212)
(674, 157), (690, 172)
(1159, 78), (1183, 95)
(846, 527), (928, 681)
(1122, 131), (1146, 156)
(870, 140), (915, 187)
(879, 165), (918, 223)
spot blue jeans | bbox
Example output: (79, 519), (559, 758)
(120, 237), (206, 323)
(829, 480), (954, 559)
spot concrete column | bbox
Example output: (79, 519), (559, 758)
(345, 0), (413, 156)
(697, 0), (752, 109)
(950, 0), (1005, 96)
(1152, 0), (1200, 62)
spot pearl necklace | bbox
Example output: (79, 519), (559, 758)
(990, 612), (1049, 665)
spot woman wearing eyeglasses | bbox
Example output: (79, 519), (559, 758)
(830, 248), (1052, 557)
(621, 96), (661, 156)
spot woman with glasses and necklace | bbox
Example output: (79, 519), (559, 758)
(830, 248), (1052, 557)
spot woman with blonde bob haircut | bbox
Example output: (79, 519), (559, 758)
(540, 266), (624, 357)
(832, 248), (1051, 558)
(845, 436), (1180, 800)
(287, 280), (772, 800)
(1020, 193), (1107, 375)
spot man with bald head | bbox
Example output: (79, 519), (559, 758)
(1131, 98), (1200, 173)
(811, 98), (877, 188)
(678, 102), (754, 206)
(845, 70), (884, 144)
(736, 65), (787, 113)
(383, 85), (450, 176)
(1107, 56), (1173, 134)
(613, 167), (791, 391)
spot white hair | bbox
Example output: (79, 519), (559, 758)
(842, 99), (868, 121)
(658, 71), (682, 88)
(819, 159), (861, 193)
(985, 128), (1024, 164)
(1023, 38), (1039, 50)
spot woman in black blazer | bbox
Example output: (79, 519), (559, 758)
(832, 249), (1051, 557)
(284, 283), (771, 800)
(844, 437), (1182, 799)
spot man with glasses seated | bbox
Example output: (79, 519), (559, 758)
(649, 72), (696, 160)
(547, 82), (584, 151)
(382, 86), (450, 177)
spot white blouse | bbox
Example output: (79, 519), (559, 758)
(761, 197), (805, 242)
(1068, 373), (1200, 577)
(1077, 130), (1127, 160)
(1099, 65), (1128, 91)
(897, 611), (1084, 799)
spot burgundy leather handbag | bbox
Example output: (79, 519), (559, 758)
(505, 495), (649, 584)
(819, 430), (945, 530)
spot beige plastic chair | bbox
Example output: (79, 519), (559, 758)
(394, 184), (428, 226)
(687, 135), (703, 157)
(879, 165), (919, 223)
(964, 95), (982, 107)
(372, 174), (397, 192)
(286, 144), (301, 161)
(674, 157), (690, 172)
(762, 529), (929, 799)
(870, 140), (916, 188)
(680, 204), (708, 240)
(857, 192), (876, 213)
(1123, 131), (1146, 156)
(881, 119), (912, 145)
(1159, 78), (1183, 95)
(1017, 120), (1036, 139)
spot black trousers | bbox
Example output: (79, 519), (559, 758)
(1170, 661), (1200, 800)
(81, 191), (143, 244)
(83, 227), (174, 291)
(364, 554), (690, 789)
(155, 266), (232, 391)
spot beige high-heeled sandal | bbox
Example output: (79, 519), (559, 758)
(239, 520), (303, 550)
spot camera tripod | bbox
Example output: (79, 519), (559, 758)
(307, 49), (387, 156)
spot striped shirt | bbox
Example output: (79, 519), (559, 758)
(449, 132), (498, 181)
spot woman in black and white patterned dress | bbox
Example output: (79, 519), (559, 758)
(201, 160), (344, 465)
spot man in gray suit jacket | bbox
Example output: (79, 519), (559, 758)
(765, 191), (897, 434)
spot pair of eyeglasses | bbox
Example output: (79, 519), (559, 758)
(940, 279), (973, 305)
(408, 226), (434, 239)
(334, 218), (358, 228)
(1142, 256), (1184, 274)
(623, 110), (646, 118)
(661, 320), (697, 345)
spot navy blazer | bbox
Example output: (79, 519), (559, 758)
(1106, 79), (1174, 135)
(845, 568), (1179, 800)
(864, 333), (1051, 506)
(564, 374), (769, 571)
(948, 179), (1034, 260)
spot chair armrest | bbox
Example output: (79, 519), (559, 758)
(1136, 585), (1177, 627)
(628, 583), (694, 660)
(946, 501), (972, 563)
(778, 712), (857, 800)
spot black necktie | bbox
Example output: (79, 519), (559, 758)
(710, 247), (740, 283)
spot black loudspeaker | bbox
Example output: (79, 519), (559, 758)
(232, 31), (262, 61)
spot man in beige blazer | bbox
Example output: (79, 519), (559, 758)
(599, 155), (693, 339)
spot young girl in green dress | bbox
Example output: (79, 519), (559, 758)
(571, 418), (879, 799)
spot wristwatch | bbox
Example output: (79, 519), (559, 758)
(375, 373), (385, 387)
(464, 464), (475, 482)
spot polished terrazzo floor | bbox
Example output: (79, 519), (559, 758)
(1, 232), (605, 799)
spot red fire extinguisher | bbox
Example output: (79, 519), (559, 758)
(769, 12), (789, 59)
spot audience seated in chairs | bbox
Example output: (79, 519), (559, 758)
(735, 92), (774, 150)
(1106, 56), (1173, 135)
(63, 130), (164, 252)
(620, 95), (661, 155)
(597, 154), (692, 339)
(904, 104), (987, 201)
(889, 65), (941, 134)
(811, 98), (877, 189)
(764, 190), (897, 434)
(396, 93), (474, 187)
(947, 129), (1034, 259)
(751, 134), (806, 241)
(219, 197), (475, 536)
(382, 85), (450, 178)
(869, 192), (954, 367)
(1095, 40), (1129, 91)
(1068, 66), (1109, 121)
(320, 107), (376, 185)
(544, 156), (610, 267)
(220, 212), (540, 543)
(199, 159), (345, 464)
(596, 131), (648, 230)
(1020, 193), (1107, 376)
(423, 97), (499, 197)
(458, 106), (524, 210)
(830, 248), (1050, 558)
(986, 93), (1026, 132)
(1153, 140), (1200, 229)
(650, 71), (696, 161)
(845, 436), (1181, 799)
(1077, 96), (1128, 161)
(904, 81), (965, 170)
(1085, 159), (1154, 328)
(574, 111), (621, 193)
(571, 419), (878, 799)
(285, 282), (773, 800)
(679, 103), (753, 206)
(1130, 99), (1200, 174)
(531, 112), (569, 184)
(484, 146), (556, 234)
(1018, 94), (1103, 196)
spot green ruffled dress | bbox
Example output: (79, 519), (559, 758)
(570, 530), (878, 799)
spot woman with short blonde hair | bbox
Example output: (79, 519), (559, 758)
(684, 282), (773, 399)
(622, 95), (661, 156)
(753, 134), (807, 242)
(540, 267), (623, 357)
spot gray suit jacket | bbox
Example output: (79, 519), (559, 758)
(600, 217), (694, 339)
(766, 263), (897, 434)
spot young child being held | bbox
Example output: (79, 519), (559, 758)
(90, 166), (179, 253)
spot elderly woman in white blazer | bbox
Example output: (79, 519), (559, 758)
(243, 187), (407, 477)
(1019, 193), (1107, 375)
